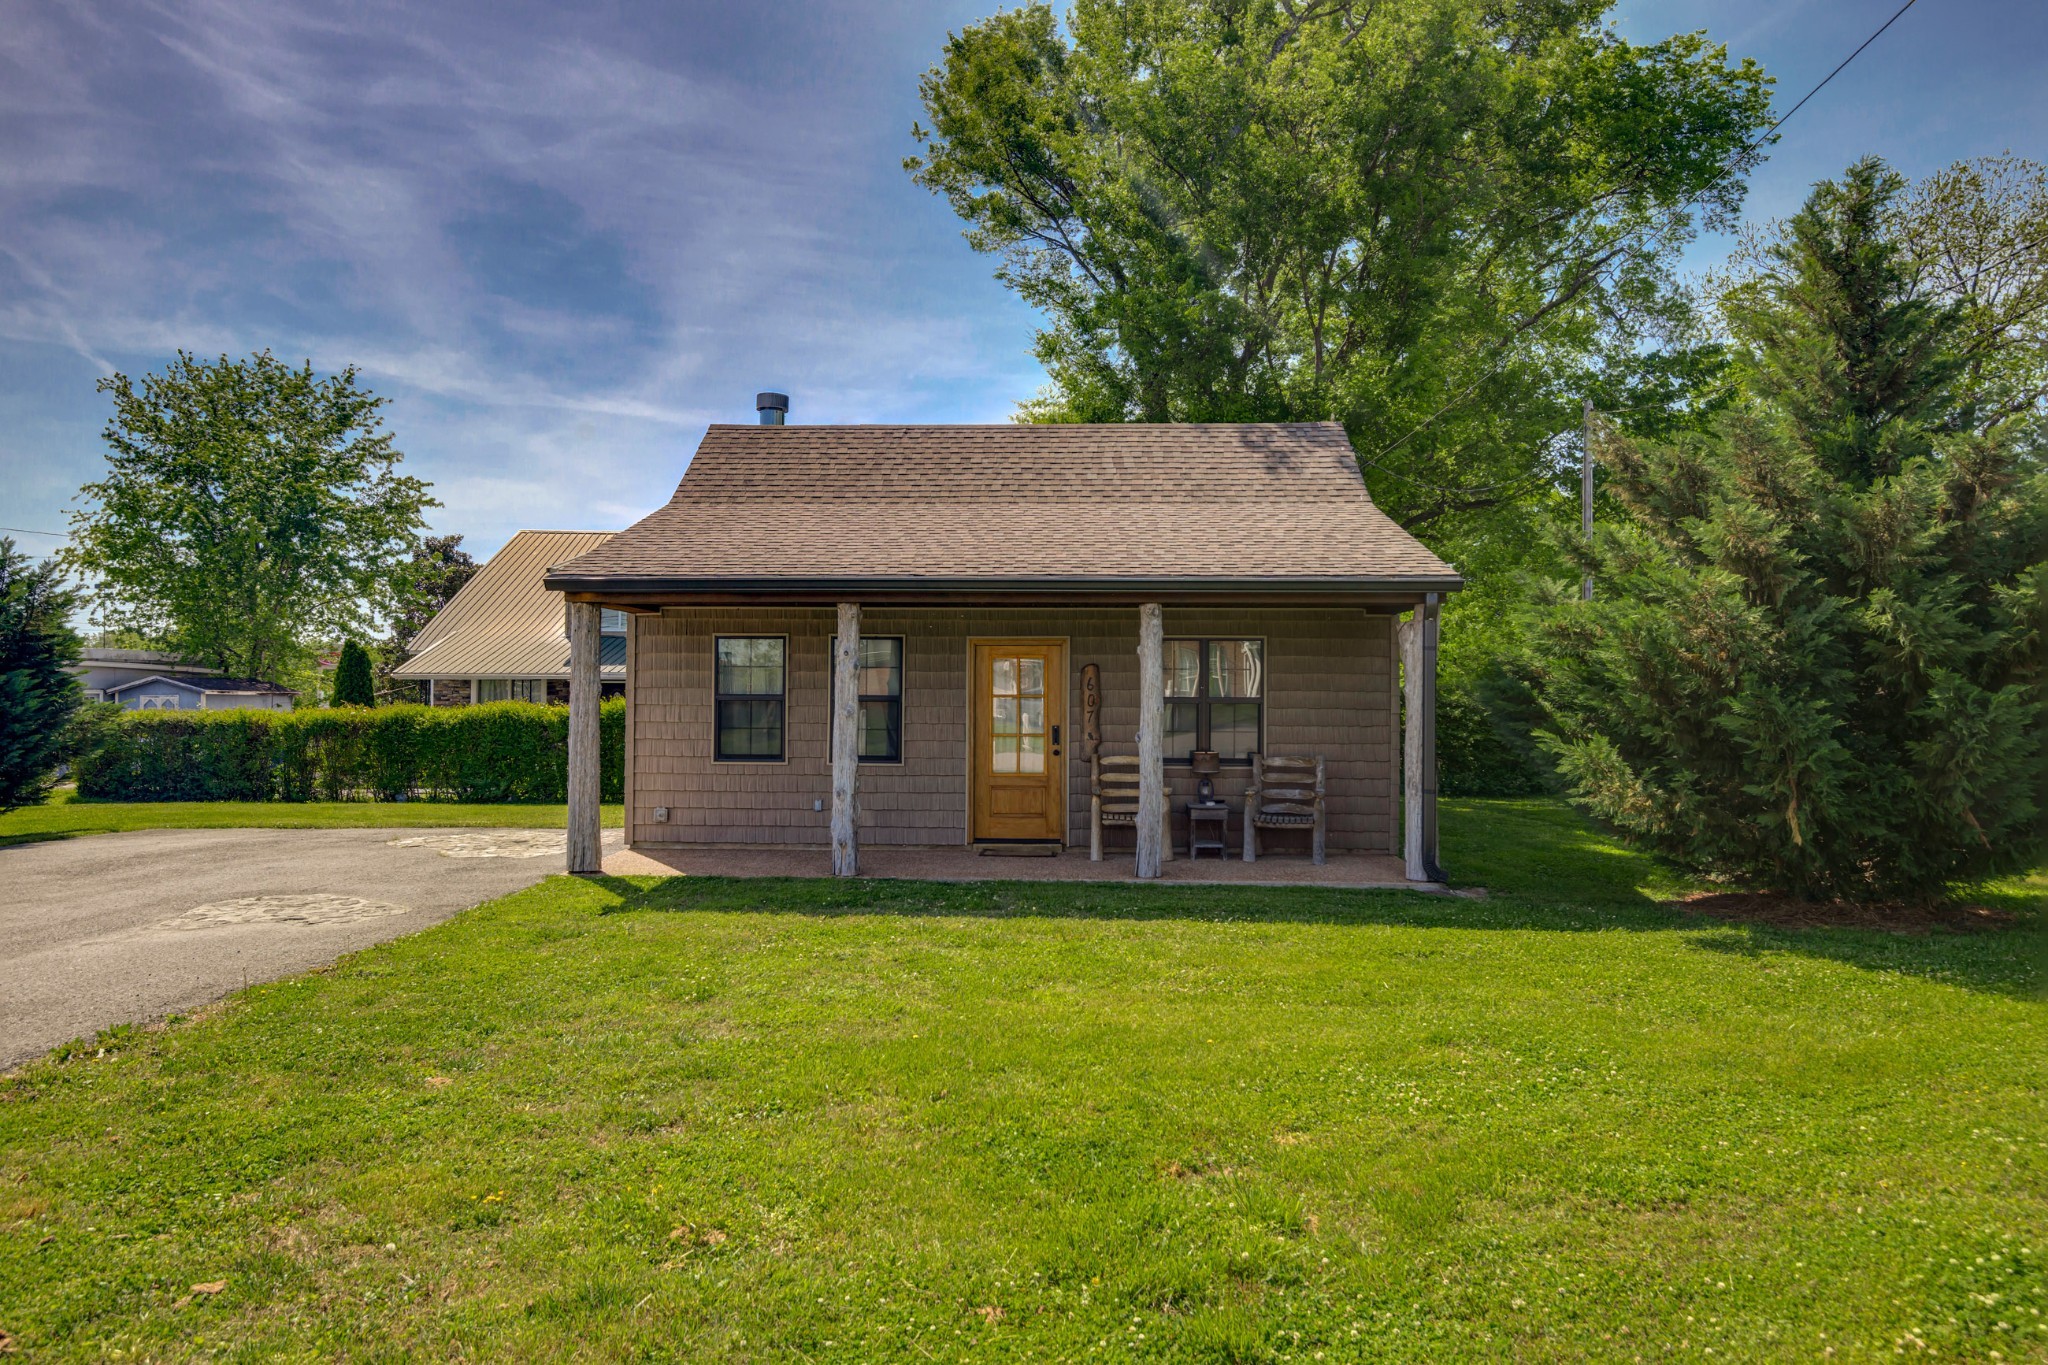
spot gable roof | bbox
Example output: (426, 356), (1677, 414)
(105, 674), (296, 696)
(391, 530), (624, 681)
(544, 423), (1458, 601)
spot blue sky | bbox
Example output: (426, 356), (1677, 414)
(3, 0), (2043, 564)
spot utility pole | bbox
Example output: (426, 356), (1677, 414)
(1580, 397), (1595, 602)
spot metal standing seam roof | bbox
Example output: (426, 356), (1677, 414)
(391, 530), (626, 681)
(542, 422), (1459, 593)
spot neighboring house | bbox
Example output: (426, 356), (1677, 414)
(76, 648), (220, 700)
(104, 674), (296, 712)
(390, 530), (626, 705)
(75, 649), (297, 712)
(543, 413), (1460, 880)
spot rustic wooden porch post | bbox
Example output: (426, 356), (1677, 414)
(830, 602), (861, 876)
(1399, 595), (1445, 883)
(566, 601), (602, 875)
(1420, 592), (1443, 880)
(1399, 609), (1425, 882)
(1386, 614), (1402, 855)
(1135, 602), (1165, 878)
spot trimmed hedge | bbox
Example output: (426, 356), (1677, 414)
(75, 701), (625, 803)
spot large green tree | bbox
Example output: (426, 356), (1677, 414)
(1896, 154), (2048, 429)
(1524, 160), (2047, 901)
(64, 351), (435, 682)
(379, 533), (478, 701)
(907, 0), (1771, 533)
(388, 534), (478, 649)
(0, 539), (85, 813)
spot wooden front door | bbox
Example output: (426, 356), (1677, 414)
(970, 640), (1067, 842)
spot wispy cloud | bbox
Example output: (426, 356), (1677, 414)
(0, 0), (1043, 553)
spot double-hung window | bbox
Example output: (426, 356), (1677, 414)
(1164, 638), (1264, 762)
(715, 637), (786, 761)
(830, 635), (904, 763)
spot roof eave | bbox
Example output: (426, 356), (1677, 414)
(543, 572), (1462, 607)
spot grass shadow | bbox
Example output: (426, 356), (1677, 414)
(577, 862), (2040, 1002)
(579, 872), (1663, 932)
(0, 830), (83, 849)
(1680, 920), (2043, 1000)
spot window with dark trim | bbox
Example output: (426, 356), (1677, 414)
(1164, 638), (1264, 763)
(829, 635), (904, 763)
(714, 636), (786, 761)
(478, 678), (544, 703)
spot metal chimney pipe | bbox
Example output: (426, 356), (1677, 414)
(756, 392), (789, 426)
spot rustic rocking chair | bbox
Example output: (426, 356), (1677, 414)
(1089, 752), (1173, 863)
(1243, 753), (1326, 865)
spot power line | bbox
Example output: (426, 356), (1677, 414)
(1755, 0), (1923, 157)
(0, 526), (68, 538)
(1363, 0), (1925, 470)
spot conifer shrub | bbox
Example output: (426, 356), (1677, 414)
(0, 539), (84, 812)
(331, 640), (375, 707)
(1524, 160), (2047, 900)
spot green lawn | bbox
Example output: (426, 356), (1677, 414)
(1, 801), (2041, 1362)
(0, 789), (625, 847)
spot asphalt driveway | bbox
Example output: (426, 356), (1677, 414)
(0, 826), (620, 1070)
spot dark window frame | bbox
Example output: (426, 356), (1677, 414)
(1164, 637), (1266, 766)
(829, 634), (906, 765)
(713, 635), (789, 763)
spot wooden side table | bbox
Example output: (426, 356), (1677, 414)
(1187, 801), (1231, 859)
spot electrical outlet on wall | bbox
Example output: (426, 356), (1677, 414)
(813, 797), (823, 812)
(652, 806), (669, 823)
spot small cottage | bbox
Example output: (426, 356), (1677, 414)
(544, 402), (1457, 881)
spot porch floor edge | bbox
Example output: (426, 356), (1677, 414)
(602, 844), (1443, 891)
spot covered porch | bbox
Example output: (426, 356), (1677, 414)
(556, 593), (1449, 885)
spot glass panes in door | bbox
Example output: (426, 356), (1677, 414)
(989, 653), (1048, 774)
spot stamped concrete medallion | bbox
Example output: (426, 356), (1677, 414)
(386, 831), (567, 859)
(160, 895), (413, 930)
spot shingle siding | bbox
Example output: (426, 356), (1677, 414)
(628, 607), (1396, 852)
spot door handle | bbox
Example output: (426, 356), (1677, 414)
(1051, 724), (1061, 754)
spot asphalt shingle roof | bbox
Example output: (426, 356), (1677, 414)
(545, 423), (1457, 591)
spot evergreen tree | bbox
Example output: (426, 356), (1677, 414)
(332, 639), (375, 708)
(1524, 160), (2048, 901)
(0, 539), (85, 813)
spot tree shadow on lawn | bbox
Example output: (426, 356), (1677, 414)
(576, 868), (2041, 1002)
